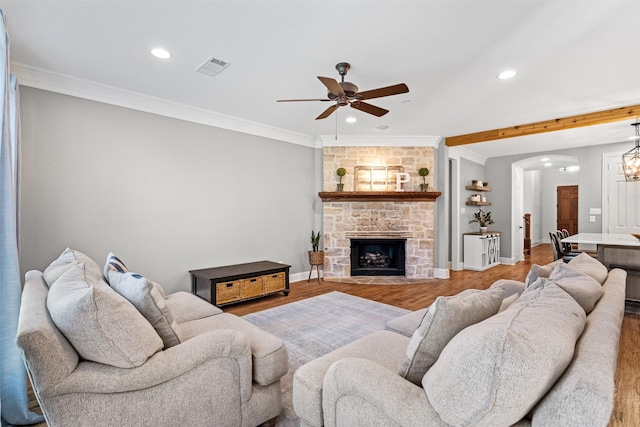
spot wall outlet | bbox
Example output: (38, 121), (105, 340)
(589, 215), (596, 223)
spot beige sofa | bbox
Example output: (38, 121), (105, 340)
(293, 254), (626, 427)
(16, 249), (288, 427)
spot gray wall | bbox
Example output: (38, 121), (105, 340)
(485, 141), (629, 259)
(19, 87), (319, 293)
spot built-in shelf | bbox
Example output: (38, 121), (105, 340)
(319, 191), (441, 202)
(465, 184), (492, 192)
(466, 201), (492, 206)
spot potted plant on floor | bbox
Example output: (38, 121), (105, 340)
(418, 167), (430, 192)
(308, 230), (324, 281)
(336, 167), (347, 191)
(469, 209), (494, 233)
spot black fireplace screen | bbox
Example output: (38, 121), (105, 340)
(350, 239), (406, 276)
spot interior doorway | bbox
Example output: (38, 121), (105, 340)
(557, 185), (578, 235)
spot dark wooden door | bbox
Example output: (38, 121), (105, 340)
(557, 185), (578, 235)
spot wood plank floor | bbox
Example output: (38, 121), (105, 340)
(27, 244), (639, 426)
(224, 244), (639, 427)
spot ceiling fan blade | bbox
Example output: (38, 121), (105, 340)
(316, 104), (340, 120)
(358, 83), (409, 100)
(277, 98), (331, 102)
(318, 76), (345, 96)
(350, 101), (388, 117)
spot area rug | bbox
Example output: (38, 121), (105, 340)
(243, 291), (411, 426)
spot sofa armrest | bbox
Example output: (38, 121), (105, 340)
(322, 358), (444, 427)
(47, 329), (253, 403)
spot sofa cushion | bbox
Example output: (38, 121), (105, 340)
(47, 263), (163, 368)
(498, 293), (519, 312)
(400, 287), (505, 385)
(423, 278), (586, 427)
(179, 313), (288, 386)
(549, 262), (604, 313)
(164, 291), (223, 324)
(384, 307), (428, 337)
(568, 252), (609, 284)
(108, 270), (182, 348)
(489, 279), (525, 297)
(525, 264), (555, 287)
(43, 247), (103, 287)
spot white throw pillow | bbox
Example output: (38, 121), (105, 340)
(43, 247), (103, 287)
(400, 287), (505, 385)
(549, 262), (604, 313)
(568, 252), (608, 284)
(47, 263), (163, 368)
(423, 278), (586, 427)
(108, 270), (182, 348)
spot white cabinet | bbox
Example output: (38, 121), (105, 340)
(463, 232), (501, 271)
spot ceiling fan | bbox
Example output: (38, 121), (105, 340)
(277, 62), (409, 120)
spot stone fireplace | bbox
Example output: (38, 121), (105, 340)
(321, 145), (437, 279)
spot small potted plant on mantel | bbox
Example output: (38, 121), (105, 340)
(469, 209), (494, 233)
(308, 230), (324, 281)
(418, 167), (430, 192)
(336, 167), (347, 191)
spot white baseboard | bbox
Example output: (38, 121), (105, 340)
(291, 271), (313, 283)
(434, 268), (450, 279)
(500, 257), (516, 265)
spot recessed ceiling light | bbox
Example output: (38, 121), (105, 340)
(540, 157), (550, 162)
(497, 70), (516, 80)
(544, 162), (552, 167)
(150, 48), (171, 59)
(346, 116), (357, 124)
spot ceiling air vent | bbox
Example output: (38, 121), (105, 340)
(196, 56), (231, 77)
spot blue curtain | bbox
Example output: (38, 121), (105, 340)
(0, 10), (44, 426)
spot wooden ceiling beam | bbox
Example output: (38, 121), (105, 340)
(445, 104), (640, 147)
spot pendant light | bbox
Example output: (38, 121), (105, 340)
(622, 120), (640, 181)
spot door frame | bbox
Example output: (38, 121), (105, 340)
(511, 164), (525, 264)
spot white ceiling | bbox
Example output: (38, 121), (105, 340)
(2, 0), (639, 158)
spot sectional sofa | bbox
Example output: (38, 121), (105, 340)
(293, 253), (626, 427)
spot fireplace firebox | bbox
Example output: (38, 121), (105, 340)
(350, 239), (406, 276)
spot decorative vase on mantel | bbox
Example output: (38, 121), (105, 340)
(336, 183), (344, 192)
(420, 183), (429, 192)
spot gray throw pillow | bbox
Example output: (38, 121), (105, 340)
(400, 287), (505, 385)
(549, 262), (604, 313)
(43, 247), (103, 287)
(568, 252), (608, 284)
(423, 278), (586, 427)
(47, 263), (163, 368)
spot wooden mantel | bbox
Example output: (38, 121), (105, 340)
(319, 191), (441, 202)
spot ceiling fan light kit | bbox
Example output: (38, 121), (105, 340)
(277, 62), (409, 120)
(622, 120), (640, 182)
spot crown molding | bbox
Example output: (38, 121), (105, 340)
(318, 135), (441, 147)
(11, 62), (317, 148)
(448, 145), (488, 165)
